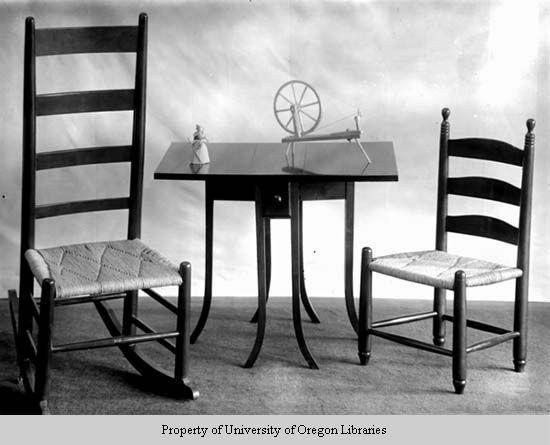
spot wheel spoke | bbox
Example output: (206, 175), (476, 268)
(299, 108), (317, 122)
(291, 83), (298, 103)
(284, 114), (293, 130)
(275, 107), (291, 113)
(298, 85), (308, 105)
(301, 101), (319, 109)
(278, 92), (295, 106)
(297, 111), (304, 134)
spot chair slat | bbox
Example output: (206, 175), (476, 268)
(448, 138), (523, 166)
(36, 89), (134, 115)
(35, 26), (138, 56)
(37, 145), (132, 170)
(447, 176), (521, 206)
(35, 197), (130, 219)
(446, 214), (519, 245)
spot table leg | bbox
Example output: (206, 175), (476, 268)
(190, 189), (214, 344)
(291, 183), (319, 369)
(345, 181), (359, 333)
(244, 186), (268, 367)
(299, 200), (321, 324)
(249, 218), (271, 323)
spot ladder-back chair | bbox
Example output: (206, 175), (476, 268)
(8, 13), (198, 414)
(358, 108), (535, 394)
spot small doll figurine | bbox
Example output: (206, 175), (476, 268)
(190, 124), (210, 165)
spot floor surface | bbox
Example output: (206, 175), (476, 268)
(0, 297), (548, 414)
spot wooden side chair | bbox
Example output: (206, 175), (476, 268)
(358, 108), (535, 394)
(8, 14), (198, 414)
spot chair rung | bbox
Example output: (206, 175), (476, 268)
(54, 292), (126, 306)
(467, 332), (519, 354)
(372, 311), (437, 328)
(25, 330), (37, 359)
(369, 329), (453, 356)
(52, 331), (179, 353)
(132, 315), (176, 354)
(142, 288), (178, 314)
(442, 315), (511, 335)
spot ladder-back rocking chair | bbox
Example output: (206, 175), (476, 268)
(8, 13), (198, 414)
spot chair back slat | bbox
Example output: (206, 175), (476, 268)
(35, 197), (130, 219)
(447, 176), (521, 206)
(435, 109), (535, 264)
(36, 89), (134, 116)
(20, 13), (148, 269)
(37, 145), (132, 170)
(446, 215), (519, 245)
(448, 138), (523, 166)
(35, 26), (138, 56)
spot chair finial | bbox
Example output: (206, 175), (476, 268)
(442, 108), (450, 121)
(526, 119), (535, 133)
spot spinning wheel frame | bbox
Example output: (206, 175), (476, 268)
(273, 80), (322, 136)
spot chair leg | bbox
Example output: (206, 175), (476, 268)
(358, 247), (372, 365)
(18, 262), (34, 353)
(34, 278), (56, 414)
(433, 288), (446, 346)
(513, 276), (528, 372)
(452, 271), (467, 394)
(175, 263), (191, 381)
(122, 290), (138, 340)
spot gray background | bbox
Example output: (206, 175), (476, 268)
(0, 0), (548, 302)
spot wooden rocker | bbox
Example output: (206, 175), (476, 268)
(8, 13), (198, 414)
(358, 108), (535, 394)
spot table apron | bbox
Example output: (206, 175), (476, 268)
(206, 180), (349, 218)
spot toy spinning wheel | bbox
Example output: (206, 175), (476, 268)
(273, 80), (322, 136)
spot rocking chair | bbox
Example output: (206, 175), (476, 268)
(8, 13), (198, 414)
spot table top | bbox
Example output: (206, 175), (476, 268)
(154, 142), (398, 182)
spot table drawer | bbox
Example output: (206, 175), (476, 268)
(260, 182), (290, 218)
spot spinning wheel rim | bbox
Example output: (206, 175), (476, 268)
(273, 80), (322, 135)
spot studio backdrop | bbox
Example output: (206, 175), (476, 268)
(1, 0), (548, 302)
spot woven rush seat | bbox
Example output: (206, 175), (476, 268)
(369, 250), (522, 290)
(25, 239), (182, 299)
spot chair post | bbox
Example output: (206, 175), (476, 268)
(34, 278), (56, 414)
(19, 16), (37, 343)
(122, 290), (138, 341)
(433, 108), (450, 346)
(358, 247), (373, 365)
(452, 271), (467, 394)
(128, 12), (148, 239)
(513, 118), (535, 372)
(175, 262), (191, 381)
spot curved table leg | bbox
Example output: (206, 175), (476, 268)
(291, 183), (319, 369)
(299, 200), (321, 324)
(190, 190), (213, 344)
(244, 187), (268, 368)
(251, 201), (321, 324)
(345, 182), (359, 334)
(250, 218), (271, 323)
